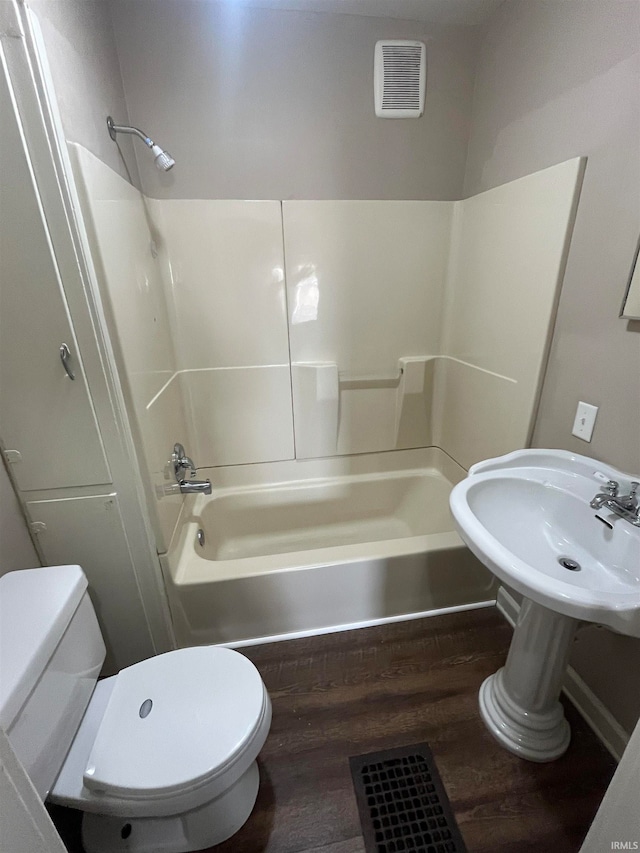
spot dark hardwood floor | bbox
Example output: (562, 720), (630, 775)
(208, 607), (615, 853)
(50, 607), (616, 853)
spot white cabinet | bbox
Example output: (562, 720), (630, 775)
(26, 494), (155, 672)
(0, 5), (173, 675)
(0, 65), (110, 492)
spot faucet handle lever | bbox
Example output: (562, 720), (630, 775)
(629, 481), (639, 497)
(172, 442), (198, 479)
(605, 480), (619, 496)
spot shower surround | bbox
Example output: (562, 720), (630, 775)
(71, 145), (583, 643)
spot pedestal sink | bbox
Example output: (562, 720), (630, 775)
(450, 449), (640, 762)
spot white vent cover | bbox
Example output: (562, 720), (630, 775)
(374, 40), (426, 118)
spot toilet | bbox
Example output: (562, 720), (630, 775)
(0, 564), (272, 853)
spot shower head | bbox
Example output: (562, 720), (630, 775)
(150, 144), (176, 172)
(107, 116), (175, 171)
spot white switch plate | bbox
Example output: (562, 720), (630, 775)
(572, 401), (598, 442)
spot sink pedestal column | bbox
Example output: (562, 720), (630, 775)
(479, 597), (578, 762)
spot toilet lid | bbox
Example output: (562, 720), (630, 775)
(83, 646), (266, 801)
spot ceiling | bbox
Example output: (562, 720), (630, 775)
(208, 0), (506, 26)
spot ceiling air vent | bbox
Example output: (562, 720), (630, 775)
(374, 40), (426, 119)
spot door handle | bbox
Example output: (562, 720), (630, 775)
(59, 343), (75, 380)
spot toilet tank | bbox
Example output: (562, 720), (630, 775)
(0, 565), (106, 800)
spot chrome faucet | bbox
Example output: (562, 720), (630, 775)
(171, 443), (212, 496)
(590, 479), (640, 526)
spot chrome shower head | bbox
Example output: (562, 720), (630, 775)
(107, 116), (175, 171)
(150, 144), (176, 172)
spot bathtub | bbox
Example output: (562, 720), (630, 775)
(162, 448), (497, 646)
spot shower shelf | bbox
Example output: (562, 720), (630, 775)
(338, 368), (404, 390)
(291, 357), (433, 459)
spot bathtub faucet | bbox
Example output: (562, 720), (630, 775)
(172, 442), (212, 495)
(178, 478), (212, 495)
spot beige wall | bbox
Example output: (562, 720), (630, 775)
(109, 0), (480, 200)
(465, 0), (640, 735)
(28, 0), (140, 188)
(0, 461), (39, 576)
(464, 0), (640, 474)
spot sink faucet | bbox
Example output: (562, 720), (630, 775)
(590, 479), (640, 526)
(171, 443), (212, 495)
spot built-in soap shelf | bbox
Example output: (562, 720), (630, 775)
(291, 357), (434, 458)
(338, 368), (403, 390)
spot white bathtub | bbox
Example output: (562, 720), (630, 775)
(162, 448), (496, 646)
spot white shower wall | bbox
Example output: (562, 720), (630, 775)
(283, 201), (452, 455)
(435, 158), (584, 468)
(147, 200), (295, 467)
(70, 144), (186, 551)
(71, 145), (582, 551)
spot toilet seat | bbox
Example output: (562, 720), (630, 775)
(50, 645), (271, 818)
(85, 646), (266, 802)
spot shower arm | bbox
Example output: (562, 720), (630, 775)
(106, 116), (175, 171)
(107, 116), (155, 148)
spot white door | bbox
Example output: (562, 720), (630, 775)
(0, 51), (110, 492)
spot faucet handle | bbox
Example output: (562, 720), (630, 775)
(605, 480), (619, 496)
(172, 442), (197, 479)
(629, 481), (639, 497)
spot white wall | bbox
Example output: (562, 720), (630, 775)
(70, 145), (188, 552)
(72, 153), (582, 476)
(109, 0), (480, 200)
(437, 158), (583, 469)
(283, 200), (452, 456)
(149, 199), (295, 467)
(0, 462), (39, 576)
(465, 0), (640, 736)
(282, 161), (581, 463)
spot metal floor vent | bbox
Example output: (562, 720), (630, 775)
(349, 743), (468, 853)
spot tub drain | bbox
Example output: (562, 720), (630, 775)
(558, 557), (581, 571)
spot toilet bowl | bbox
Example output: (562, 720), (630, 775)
(0, 565), (272, 853)
(52, 645), (272, 853)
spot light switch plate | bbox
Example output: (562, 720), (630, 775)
(572, 401), (598, 442)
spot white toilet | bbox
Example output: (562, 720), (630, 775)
(0, 564), (272, 853)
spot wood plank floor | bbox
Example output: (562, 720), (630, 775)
(50, 607), (616, 853)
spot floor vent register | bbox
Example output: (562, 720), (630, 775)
(349, 743), (468, 853)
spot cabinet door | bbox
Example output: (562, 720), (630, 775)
(0, 62), (110, 491)
(26, 493), (155, 673)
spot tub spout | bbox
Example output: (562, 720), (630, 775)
(178, 478), (212, 495)
(171, 442), (211, 494)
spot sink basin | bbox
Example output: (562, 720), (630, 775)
(450, 449), (640, 762)
(451, 452), (640, 635)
